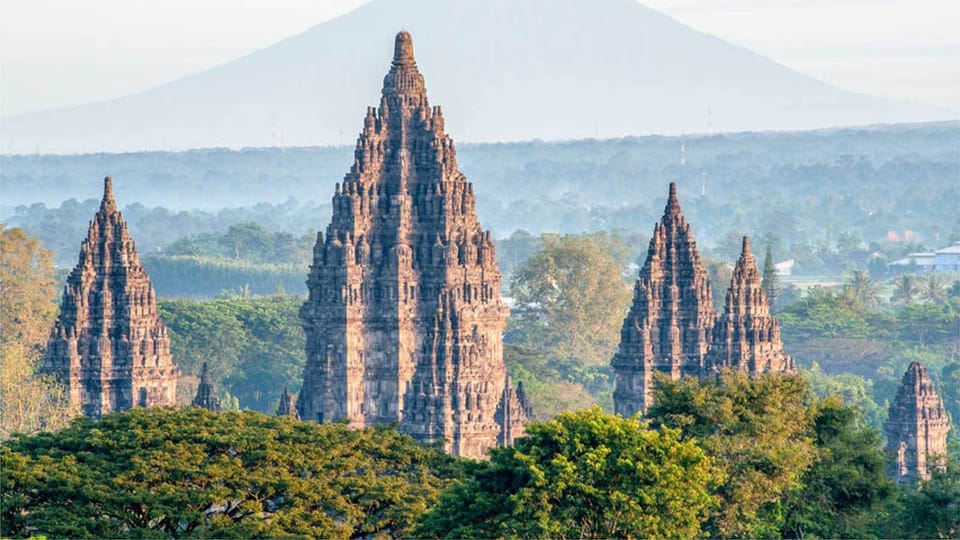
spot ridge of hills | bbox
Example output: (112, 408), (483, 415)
(2, 0), (951, 154)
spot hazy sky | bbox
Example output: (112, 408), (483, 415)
(1, 0), (957, 117)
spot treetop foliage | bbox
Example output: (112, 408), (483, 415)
(413, 406), (719, 539)
(1, 407), (463, 538)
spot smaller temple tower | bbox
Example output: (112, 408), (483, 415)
(612, 183), (715, 416)
(885, 362), (951, 483)
(43, 177), (180, 417)
(192, 363), (221, 412)
(276, 387), (299, 419)
(495, 377), (533, 446)
(705, 237), (796, 376)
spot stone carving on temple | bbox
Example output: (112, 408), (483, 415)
(885, 362), (951, 483)
(612, 183), (715, 416)
(297, 31), (529, 458)
(43, 177), (180, 418)
(704, 236), (796, 376)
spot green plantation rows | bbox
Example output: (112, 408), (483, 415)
(144, 255), (307, 298)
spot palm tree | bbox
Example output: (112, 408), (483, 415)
(923, 274), (948, 304)
(891, 274), (920, 306)
(844, 268), (880, 311)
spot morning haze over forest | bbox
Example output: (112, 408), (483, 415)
(1, 0), (959, 538)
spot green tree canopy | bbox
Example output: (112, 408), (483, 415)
(0, 226), (78, 439)
(1, 408), (463, 538)
(783, 396), (896, 538)
(413, 406), (719, 539)
(647, 372), (817, 538)
(508, 232), (631, 367)
(762, 244), (781, 310)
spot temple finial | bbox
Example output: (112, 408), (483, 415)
(393, 30), (416, 66)
(199, 362), (212, 384)
(665, 182), (681, 216)
(102, 176), (116, 208)
(742, 236), (751, 257)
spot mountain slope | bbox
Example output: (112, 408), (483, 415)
(1, 0), (950, 154)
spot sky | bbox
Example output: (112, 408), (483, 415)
(1, 0), (957, 117)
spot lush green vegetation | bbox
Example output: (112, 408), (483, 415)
(0, 226), (78, 439)
(414, 407), (718, 539)
(145, 256), (307, 298)
(158, 295), (304, 412)
(4, 379), (956, 539)
(1, 408), (463, 538)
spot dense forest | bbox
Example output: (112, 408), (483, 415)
(4, 121), (958, 284)
(4, 383), (958, 538)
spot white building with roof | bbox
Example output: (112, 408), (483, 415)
(888, 242), (960, 274)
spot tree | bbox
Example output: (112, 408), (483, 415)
(782, 396), (895, 538)
(647, 372), (817, 538)
(508, 233), (631, 367)
(844, 268), (881, 311)
(159, 295), (305, 411)
(412, 407), (719, 539)
(923, 273), (949, 305)
(762, 244), (781, 310)
(1, 408), (463, 538)
(889, 455), (960, 539)
(0, 226), (58, 349)
(0, 226), (78, 439)
(891, 274), (920, 306)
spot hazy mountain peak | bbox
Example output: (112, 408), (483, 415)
(1, 0), (950, 154)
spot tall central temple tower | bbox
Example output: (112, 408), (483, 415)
(298, 32), (527, 458)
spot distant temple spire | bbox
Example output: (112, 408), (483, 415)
(885, 362), (950, 483)
(43, 176), (180, 417)
(704, 235), (796, 376)
(612, 183), (715, 416)
(276, 387), (299, 419)
(192, 363), (221, 412)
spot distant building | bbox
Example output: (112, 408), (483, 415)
(934, 242), (960, 272)
(773, 259), (794, 276)
(888, 242), (960, 274)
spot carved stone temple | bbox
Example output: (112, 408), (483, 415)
(612, 183), (716, 416)
(297, 31), (529, 458)
(885, 362), (951, 483)
(192, 363), (221, 412)
(43, 177), (180, 418)
(276, 387), (299, 419)
(704, 236), (796, 376)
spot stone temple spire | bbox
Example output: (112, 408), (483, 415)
(705, 236), (796, 376)
(298, 32), (523, 459)
(612, 183), (715, 416)
(276, 387), (299, 419)
(885, 362), (950, 483)
(192, 363), (221, 412)
(43, 176), (180, 418)
(382, 30), (426, 101)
